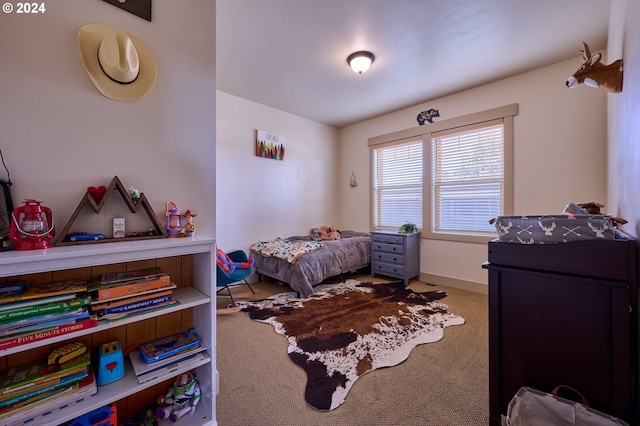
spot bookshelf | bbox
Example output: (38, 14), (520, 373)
(0, 236), (217, 425)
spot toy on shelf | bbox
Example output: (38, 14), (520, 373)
(9, 199), (55, 250)
(55, 176), (167, 246)
(156, 372), (201, 422)
(179, 209), (197, 237)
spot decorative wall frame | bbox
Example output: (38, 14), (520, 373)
(256, 130), (285, 160)
(101, 0), (152, 21)
(55, 176), (167, 246)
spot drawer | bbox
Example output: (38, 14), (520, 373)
(372, 242), (404, 255)
(373, 261), (405, 277)
(372, 251), (402, 265)
(371, 233), (404, 245)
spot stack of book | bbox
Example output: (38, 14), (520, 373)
(0, 350), (97, 426)
(0, 280), (96, 351)
(129, 328), (208, 385)
(89, 268), (178, 322)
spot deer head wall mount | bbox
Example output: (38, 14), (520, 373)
(566, 42), (623, 93)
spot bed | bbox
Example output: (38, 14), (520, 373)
(250, 230), (371, 297)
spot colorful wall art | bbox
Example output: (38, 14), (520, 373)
(256, 130), (285, 160)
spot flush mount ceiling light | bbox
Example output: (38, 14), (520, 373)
(347, 51), (375, 74)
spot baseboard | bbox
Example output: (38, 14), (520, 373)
(419, 273), (488, 295)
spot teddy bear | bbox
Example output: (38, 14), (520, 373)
(320, 225), (341, 241)
(216, 248), (254, 274)
(310, 227), (322, 241)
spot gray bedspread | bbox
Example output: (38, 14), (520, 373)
(250, 231), (371, 297)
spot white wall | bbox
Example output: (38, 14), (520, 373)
(0, 0), (216, 238)
(215, 91), (339, 253)
(608, 0), (640, 238)
(338, 57), (608, 288)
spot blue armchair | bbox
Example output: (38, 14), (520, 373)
(216, 249), (255, 306)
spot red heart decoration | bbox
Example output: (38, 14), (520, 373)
(88, 186), (106, 202)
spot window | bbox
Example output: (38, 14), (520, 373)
(369, 104), (516, 243)
(372, 138), (423, 230)
(431, 120), (504, 237)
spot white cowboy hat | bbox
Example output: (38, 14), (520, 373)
(78, 24), (157, 102)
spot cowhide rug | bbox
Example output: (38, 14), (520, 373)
(240, 279), (465, 411)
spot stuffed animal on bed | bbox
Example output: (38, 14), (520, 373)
(320, 225), (341, 241)
(216, 248), (254, 274)
(310, 227), (322, 241)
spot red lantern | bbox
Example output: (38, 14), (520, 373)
(9, 199), (55, 250)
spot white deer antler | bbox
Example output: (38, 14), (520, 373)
(588, 221), (609, 238)
(538, 221), (556, 236)
(497, 221), (512, 235)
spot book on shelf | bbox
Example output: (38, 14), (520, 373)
(98, 267), (164, 285)
(92, 275), (171, 301)
(90, 283), (176, 306)
(135, 351), (208, 385)
(95, 293), (173, 319)
(0, 281), (29, 298)
(0, 352), (91, 395)
(103, 300), (180, 323)
(0, 280), (87, 305)
(138, 328), (201, 363)
(0, 309), (90, 337)
(0, 294), (76, 313)
(0, 295), (91, 324)
(0, 369), (97, 426)
(91, 289), (173, 311)
(0, 370), (88, 409)
(129, 343), (206, 377)
(0, 319), (98, 351)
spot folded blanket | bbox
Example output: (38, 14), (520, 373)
(251, 238), (322, 264)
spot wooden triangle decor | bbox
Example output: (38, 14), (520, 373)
(55, 176), (167, 246)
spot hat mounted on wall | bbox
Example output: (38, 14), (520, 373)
(78, 24), (157, 102)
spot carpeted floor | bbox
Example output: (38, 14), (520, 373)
(216, 274), (489, 425)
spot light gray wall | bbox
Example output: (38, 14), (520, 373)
(608, 0), (640, 238)
(337, 57), (608, 289)
(215, 91), (339, 253)
(0, 0), (216, 238)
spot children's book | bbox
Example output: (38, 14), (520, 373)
(0, 370), (87, 408)
(91, 289), (172, 311)
(0, 282), (29, 298)
(92, 275), (171, 301)
(129, 343), (206, 376)
(0, 296), (91, 324)
(0, 309), (89, 335)
(0, 281), (87, 305)
(90, 283), (176, 306)
(95, 294), (173, 319)
(0, 352), (91, 394)
(0, 319), (98, 351)
(0, 294), (76, 313)
(138, 328), (201, 363)
(136, 351), (208, 385)
(0, 369), (97, 425)
(98, 267), (164, 285)
(0, 310), (90, 337)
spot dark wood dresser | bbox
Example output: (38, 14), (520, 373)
(484, 236), (639, 425)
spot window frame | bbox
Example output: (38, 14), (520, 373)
(369, 104), (517, 244)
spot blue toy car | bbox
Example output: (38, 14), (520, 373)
(64, 232), (106, 242)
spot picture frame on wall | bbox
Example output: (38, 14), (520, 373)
(256, 130), (285, 160)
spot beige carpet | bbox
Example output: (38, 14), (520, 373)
(216, 274), (489, 425)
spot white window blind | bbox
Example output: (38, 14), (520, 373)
(373, 139), (422, 229)
(431, 119), (503, 235)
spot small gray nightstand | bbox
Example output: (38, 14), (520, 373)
(370, 230), (420, 286)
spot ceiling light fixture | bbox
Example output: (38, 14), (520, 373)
(347, 51), (375, 74)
